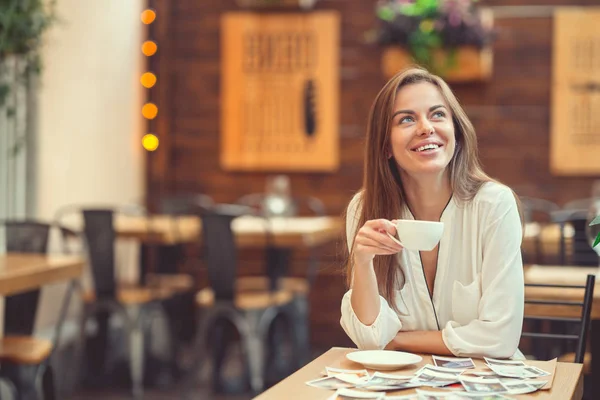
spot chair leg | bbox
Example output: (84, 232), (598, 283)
(126, 306), (145, 399)
(1, 364), (40, 400)
(243, 311), (265, 394)
(291, 296), (311, 367)
(180, 310), (213, 398)
(41, 364), (56, 400)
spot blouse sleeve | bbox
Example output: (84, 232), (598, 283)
(442, 188), (524, 358)
(339, 192), (402, 350)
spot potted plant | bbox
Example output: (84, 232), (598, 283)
(591, 216), (600, 248)
(372, 0), (495, 82)
(0, 0), (56, 154)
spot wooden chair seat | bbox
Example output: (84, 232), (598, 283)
(145, 273), (195, 293)
(196, 287), (293, 310)
(236, 276), (309, 295)
(83, 286), (173, 305)
(558, 351), (592, 374)
(0, 336), (53, 365)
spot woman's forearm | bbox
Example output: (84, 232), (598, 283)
(350, 260), (381, 326)
(385, 331), (453, 356)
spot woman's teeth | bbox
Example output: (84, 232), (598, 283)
(415, 144), (440, 152)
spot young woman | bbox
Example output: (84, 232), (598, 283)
(341, 67), (524, 359)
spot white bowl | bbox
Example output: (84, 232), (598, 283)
(395, 219), (444, 251)
(346, 350), (422, 371)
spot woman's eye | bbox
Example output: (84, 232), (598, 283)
(432, 111), (446, 118)
(399, 116), (414, 124)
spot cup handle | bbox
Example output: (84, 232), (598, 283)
(386, 231), (403, 247)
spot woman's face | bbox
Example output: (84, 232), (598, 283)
(389, 82), (456, 178)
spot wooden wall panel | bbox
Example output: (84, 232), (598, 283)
(147, 0), (600, 349)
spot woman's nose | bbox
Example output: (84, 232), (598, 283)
(417, 120), (434, 136)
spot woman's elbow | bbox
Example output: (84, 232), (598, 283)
(486, 331), (520, 359)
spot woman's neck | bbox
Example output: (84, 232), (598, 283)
(401, 172), (452, 221)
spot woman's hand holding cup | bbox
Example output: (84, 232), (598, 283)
(353, 219), (403, 267)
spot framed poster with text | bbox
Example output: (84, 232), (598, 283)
(551, 9), (600, 175)
(221, 11), (340, 172)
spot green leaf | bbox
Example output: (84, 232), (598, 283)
(590, 215), (600, 226)
(594, 231), (600, 248)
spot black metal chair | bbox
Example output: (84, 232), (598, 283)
(235, 194), (325, 369)
(0, 220), (79, 400)
(144, 194), (215, 378)
(55, 208), (174, 399)
(523, 274), (595, 363)
(551, 209), (599, 266)
(182, 204), (294, 396)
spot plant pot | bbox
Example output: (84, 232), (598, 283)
(381, 45), (493, 82)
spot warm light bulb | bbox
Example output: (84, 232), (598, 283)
(142, 103), (158, 120)
(142, 40), (157, 56)
(142, 134), (159, 151)
(140, 72), (156, 88)
(141, 9), (156, 24)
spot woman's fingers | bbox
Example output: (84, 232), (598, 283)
(355, 243), (399, 256)
(359, 225), (402, 251)
(355, 236), (400, 254)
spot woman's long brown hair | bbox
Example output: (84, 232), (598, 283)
(345, 67), (522, 313)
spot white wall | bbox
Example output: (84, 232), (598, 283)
(34, 0), (146, 330)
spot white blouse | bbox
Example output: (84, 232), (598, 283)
(340, 181), (524, 359)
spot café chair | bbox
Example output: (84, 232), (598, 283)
(182, 204), (294, 395)
(144, 193), (215, 377)
(522, 274), (595, 365)
(0, 220), (79, 400)
(55, 207), (175, 399)
(235, 194), (325, 368)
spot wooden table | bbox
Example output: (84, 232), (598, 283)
(256, 347), (583, 399)
(114, 215), (344, 247)
(0, 253), (84, 296)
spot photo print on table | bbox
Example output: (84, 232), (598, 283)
(459, 377), (509, 394)
(502, 381), (537, 395)
(487, 365), (547, 379)
(327, 388), (385, 400)
(325, 367), (371, 380)
(413, 368), (461, 387)
(306, 376), (356, 390)
(417, 365), (465, 376)
(483, 357), (525, 367)
(415, 389), (512, 399)
(433, 355), (476, 369)
(358, 372), (418, 391)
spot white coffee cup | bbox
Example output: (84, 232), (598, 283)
(394, 220), (444, 251)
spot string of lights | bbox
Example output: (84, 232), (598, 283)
(141, 8), (159, 151)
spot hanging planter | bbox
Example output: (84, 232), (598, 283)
(371, 1), (494, 82)
(236, 0), (318, 9)
(382, 43), (493, 82)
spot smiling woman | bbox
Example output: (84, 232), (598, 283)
(340, 67), (525, 359)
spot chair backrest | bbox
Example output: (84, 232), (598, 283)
(552, 209), (599, 266)
(1, 220), (51, 335)
(198, 204), (253, 301)
(523, 274), (595, 363)
(4, 220), (51, 254)
(82, 209), (117, 298)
